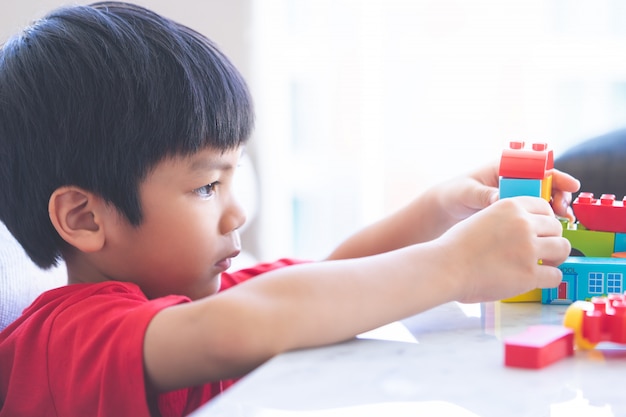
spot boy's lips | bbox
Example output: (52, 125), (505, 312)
(215, 250), (240, 271)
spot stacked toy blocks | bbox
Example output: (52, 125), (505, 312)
(497, 141), (626, 304)
(499, 141), (553, 202)
(499, 141), (554, 302)
(542, 193), (626, 305)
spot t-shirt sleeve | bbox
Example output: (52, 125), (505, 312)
(45, 284), (189, 417)
(219, 258), (311, 291)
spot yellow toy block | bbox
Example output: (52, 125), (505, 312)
(502, 288), (542, 303)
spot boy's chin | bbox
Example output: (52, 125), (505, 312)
(188, 274), (222, 300)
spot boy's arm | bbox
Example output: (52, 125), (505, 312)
(144, 196), (569, 392)
(327, 163), (579, 260)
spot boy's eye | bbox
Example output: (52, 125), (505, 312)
(194, 182), (218, 199)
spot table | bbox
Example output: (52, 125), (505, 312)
(191, 301), (626, 416)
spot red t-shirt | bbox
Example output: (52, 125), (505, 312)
(0, 258), (306, 417)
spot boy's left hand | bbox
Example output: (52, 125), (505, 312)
(442, 160), (581, 224)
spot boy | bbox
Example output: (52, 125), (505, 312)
(0, 2), (579, 416)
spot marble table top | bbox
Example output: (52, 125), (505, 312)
(191, 301), (626, 417)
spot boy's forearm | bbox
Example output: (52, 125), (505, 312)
(327, 188), (449, 260)
(144, 244), (457, 392)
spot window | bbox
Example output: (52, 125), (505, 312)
(588, 272), (604, 294)
(607, 273), (623, 294)
(251, 0), (626, 260)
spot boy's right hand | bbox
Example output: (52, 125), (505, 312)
(437, 195), (570, 304)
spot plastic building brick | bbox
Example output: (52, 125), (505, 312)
(573, 192), (626, 233)
(542, 257), (626, 304)
(499, 178), (542, 199)
(563, 294), (626, 349)
(499, 141), (554, 182)
(561, 220), (615, 258)
(503, 289), (542, 303)
(614, 233), (626, 253)
(504, 325), (574, 369)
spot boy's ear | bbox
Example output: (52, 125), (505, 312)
(48, 186), (106, 253)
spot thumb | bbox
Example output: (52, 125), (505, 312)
(469, 185), (499, 211)
(455, 183), (499, 220)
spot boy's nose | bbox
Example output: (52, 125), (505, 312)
(220, 197), (247, 235)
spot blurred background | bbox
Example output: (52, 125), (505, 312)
(3, 0), (626, 264)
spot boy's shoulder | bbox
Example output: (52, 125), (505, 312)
(3, 280), (189, 340)
(0, 280), (191, 416)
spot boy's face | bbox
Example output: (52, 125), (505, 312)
(103, 146), (246, 300)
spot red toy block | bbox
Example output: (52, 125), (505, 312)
(573, 192), (626, 233)
(581, 294), (626, 345)
(499, 141), (554, 180)
(504, 325), (574, 369)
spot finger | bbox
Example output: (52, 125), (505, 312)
(551, 191), (575, 221)
(532, 214), (566, 238)
(534, 235), (570, 289)
(552, 169), (581, 194)
(453, 180), (498, 218)
(534, 264), (564, 289)
(535, 235), (571, 266)
(470, 185), (498, 210)
(470, 158), (500, 187)
(512, 195), (555, 216)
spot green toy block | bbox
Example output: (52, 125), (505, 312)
(562, 221), (615, 257)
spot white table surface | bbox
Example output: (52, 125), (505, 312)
(191, 301), (626, 417)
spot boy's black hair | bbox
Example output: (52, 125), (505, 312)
(0, 2), (254, 268)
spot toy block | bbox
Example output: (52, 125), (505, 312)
(564, 294), (626, 349)
(614, 233), (626, 253)
(561, 222), (615, 258)
(499, 178), (542, 199)
(581, 294), (626, 345)
(504, 325), (574, 369)
(542, 256), (626, 304)
(573, 192), (626, 234)
(499, 141), (554, 180)
(502, 289), (542, 303)
(540, 173), (552, 202)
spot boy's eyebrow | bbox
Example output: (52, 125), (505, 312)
(188, 155), (235, 172)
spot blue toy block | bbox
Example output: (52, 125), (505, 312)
(614, 233), (626, 253)
(499, 178), (542, 199)
(542, 257), (626, 305)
